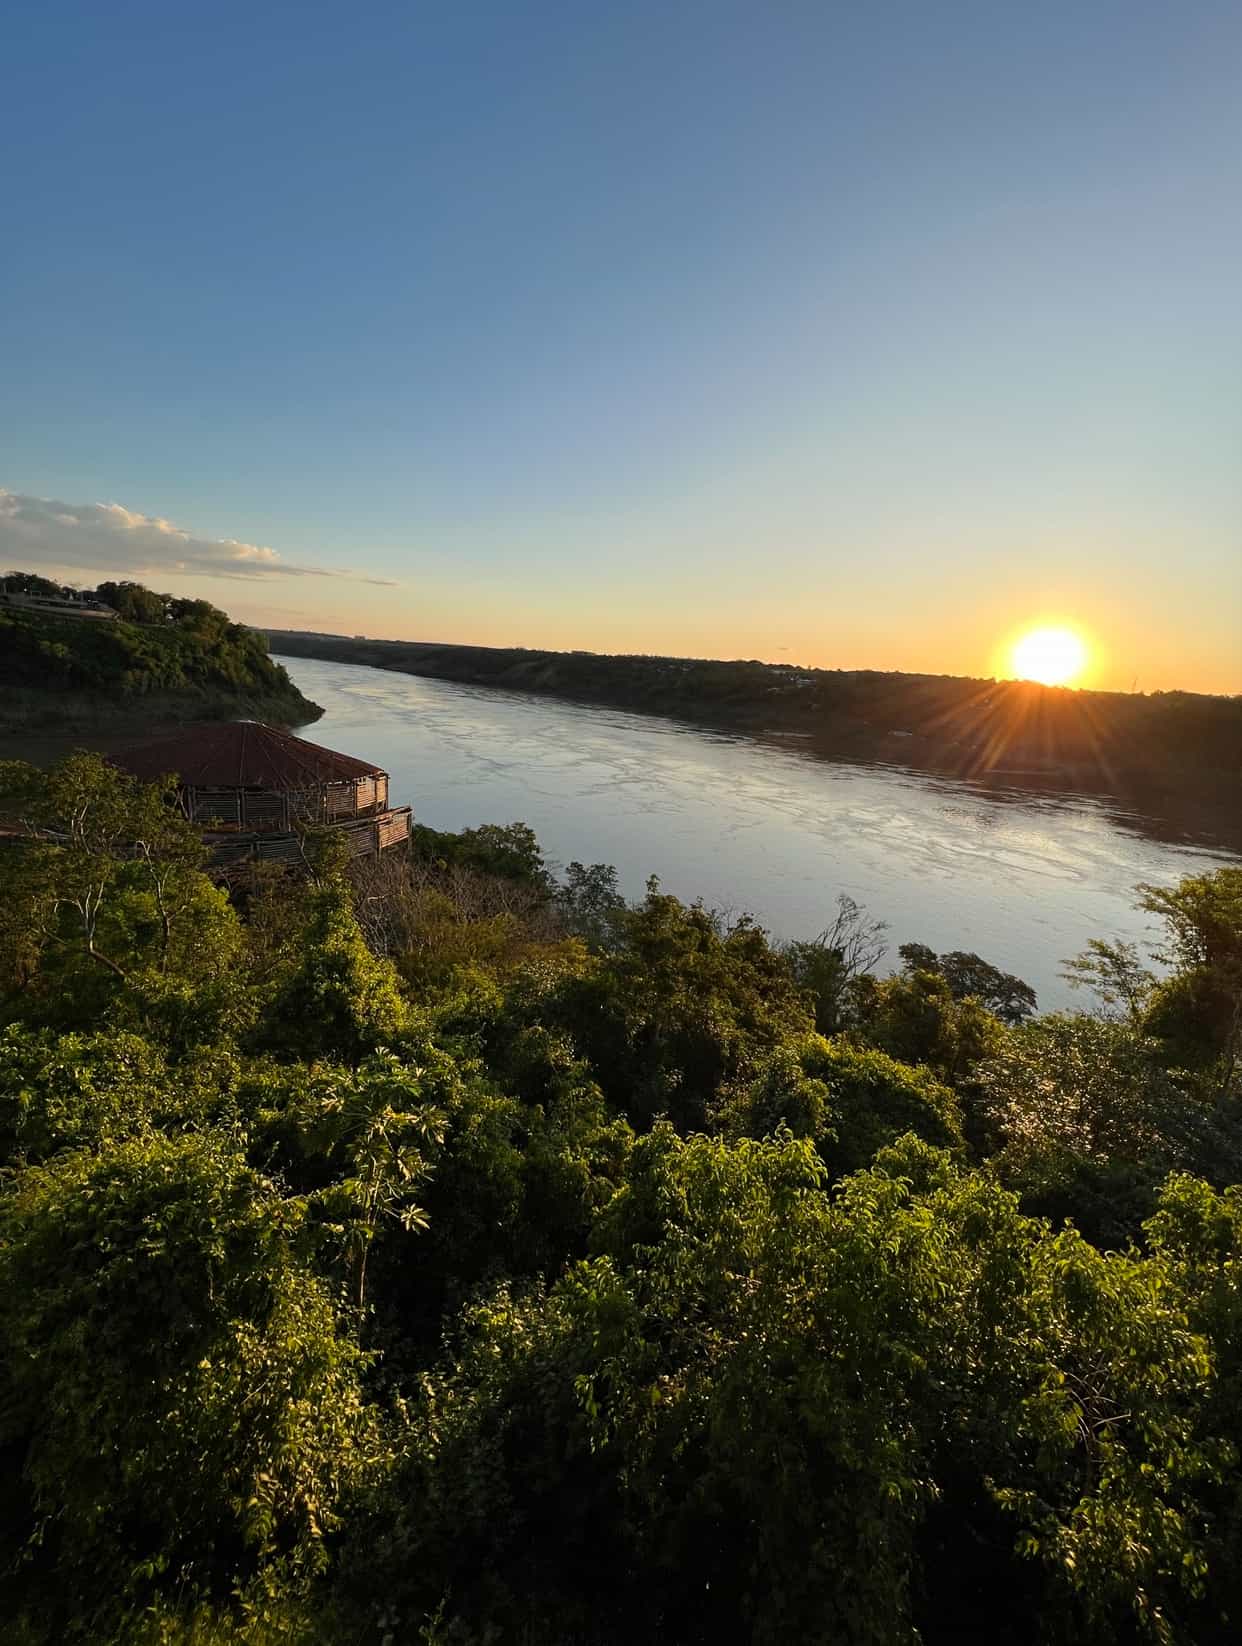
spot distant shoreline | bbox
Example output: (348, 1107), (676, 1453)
(265, 632), (1242, 854)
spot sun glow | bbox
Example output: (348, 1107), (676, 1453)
(1010, 625), (1088, 686)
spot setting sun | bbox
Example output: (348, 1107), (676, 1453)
(1010, 626), (1088, 686)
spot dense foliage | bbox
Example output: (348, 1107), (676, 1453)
(1, 752), (1240, 1643)
(1, 574), (320, 726)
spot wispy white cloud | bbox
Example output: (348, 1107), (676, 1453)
(0, 489), (398, 587)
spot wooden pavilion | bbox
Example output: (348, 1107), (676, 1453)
(111, 721), (412, 867)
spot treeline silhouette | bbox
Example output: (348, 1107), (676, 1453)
(266, 631), (1242, 831)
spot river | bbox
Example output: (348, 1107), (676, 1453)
(278, 655), (1238, 1010)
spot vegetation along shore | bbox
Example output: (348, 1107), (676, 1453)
(1, 738), (1241, 1643)
(0, 573), (321, 742)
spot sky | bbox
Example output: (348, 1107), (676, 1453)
(2, 0), (1239, 693)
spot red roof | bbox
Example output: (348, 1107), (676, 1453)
(111, 722), (385, 790)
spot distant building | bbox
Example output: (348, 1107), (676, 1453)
(111, 721), (412, 868)
(0, 584), (119, 620)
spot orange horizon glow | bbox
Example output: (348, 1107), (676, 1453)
(29, 555), (1242, 697)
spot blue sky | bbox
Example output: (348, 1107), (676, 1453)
(3, 0), (1239, 689)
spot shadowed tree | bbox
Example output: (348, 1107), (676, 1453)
(260, 881), (407, 1064)
(898, 942), (1037, 1025)
(782, 893), (888, 1034)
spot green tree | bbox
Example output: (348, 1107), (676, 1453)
(411, 820), (553, 892)
(713, 1033), (963, 1175)
(260, 882), (406, 1063)
(0, 1024), (235, 1167)
(1146, 1175), (1242, 1639)
(278, 1051), (445, 1309)
(1138, 870), (1242, 1079)
(782, 892), (888, 1034)
(0, 581), (318, 721)
(1065, 870), (1242, 1082)
(1063, 936), (1157, 1023)
(544, 881), (812, 1129)
(0, 1132), (380, 1639)
(94, 579), (170, 625)
(898, 942), (1038, 1024)
(361, 1131), (1222, 1645)
(852, 965), (1007, 1086)
(2, 570), (66, 598)
(977, 1014), (1239, 1245)
(556, 860), (628, 950)
(0, 754), (242, 1040)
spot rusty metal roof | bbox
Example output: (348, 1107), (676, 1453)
(111, 721), (385, 790)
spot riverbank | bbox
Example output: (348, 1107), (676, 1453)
(1, 598), (323, 758)
(265, 632), (1242, 852)
(262, 652), (1239, 1007)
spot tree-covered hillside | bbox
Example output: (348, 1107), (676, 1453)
(1, 575), (320, 729)
(1, 752), (1240, 1644)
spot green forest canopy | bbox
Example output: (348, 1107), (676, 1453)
(1, 573), (320, 722)
(0, 750), (1240, 1644)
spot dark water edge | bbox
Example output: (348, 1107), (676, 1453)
(6, 667), (1233, 860)
(750, 727), (1242, 857)
(274, 654), (1239, 1010)
(312, 664), (1239, 860)
(264, 632), (1242, 857)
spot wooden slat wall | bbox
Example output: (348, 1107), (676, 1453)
(286, 788), (325, 823)
(18, 802), (410, 872)
(243, 793), (287, 830)
(181, 775), (392, 831)
(189, 789), (243, 827)
(377, 810), (410, 848)
(203, 807), (411, 869)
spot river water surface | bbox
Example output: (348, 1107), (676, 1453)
(279, 655), (1237, 1010)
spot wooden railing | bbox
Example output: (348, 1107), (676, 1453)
(203, 806), (412, 867)
(185, 776), (393, 833)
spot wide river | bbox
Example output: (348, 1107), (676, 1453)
(279, 655), (1237, 1010)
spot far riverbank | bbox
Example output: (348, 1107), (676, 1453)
(265, 632), (1242, 854)
(272, 653), (1241, 1008)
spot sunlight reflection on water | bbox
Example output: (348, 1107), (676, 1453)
(279, 656), (1237, 1010)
